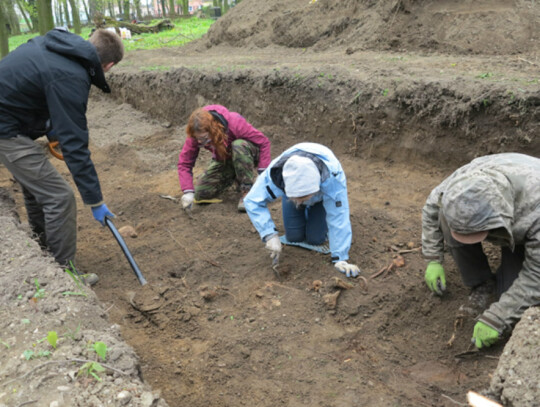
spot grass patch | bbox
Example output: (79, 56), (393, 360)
(7, 18), (213, 53)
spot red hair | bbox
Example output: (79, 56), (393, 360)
(186, 108), (229, 160)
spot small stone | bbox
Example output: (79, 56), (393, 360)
(117, 390), (132, 405)
(140, 391), (155, 407)
(57, 385), (71, 392)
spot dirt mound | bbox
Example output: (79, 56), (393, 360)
(203, 0), (540, 55)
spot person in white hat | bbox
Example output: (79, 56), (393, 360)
(244, 142), (360, 278)
(421, 153), (540, 349)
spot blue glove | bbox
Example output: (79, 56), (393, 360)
(91, 204), (115, 226)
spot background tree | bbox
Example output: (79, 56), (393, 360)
(116, 0), (122, 17)
(6, 1), (21, 35)
(122, 0), (129, 21)
(179, 0), (188, 15)
(159, 0), (167, 17)
(88, 0), (104, 20)
(37, 0), (54, 34)
(0, 0), (9, 58)
(168, 0), (176, 17)
(67, 0), (81, 33)
(223, 0), (228, 14)
(81, 0), (90, 22)
(56, 0), (64, 25)
(133, 0), (142, 20)
(16, 0), (34, 32)
(62, 0), (71, 26)
(106, 0), (114, 17)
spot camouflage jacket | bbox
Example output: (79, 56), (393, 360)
(421, 153), (540, 332)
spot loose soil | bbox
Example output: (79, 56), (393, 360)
(1, 0), (539, 406)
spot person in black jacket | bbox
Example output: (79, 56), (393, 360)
(0, 28), (123, 282)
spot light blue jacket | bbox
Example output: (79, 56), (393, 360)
(244, 142), (353, 262)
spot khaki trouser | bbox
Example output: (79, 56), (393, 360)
(0, 135), (76, 264)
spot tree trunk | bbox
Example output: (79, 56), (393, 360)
(63, 0), (71, 26)
(116, 0), (122, 16)
(160, 0), (167, 17)
(7, 0), (21, 35)
(223, 0), (229, 14)
(96, 15), (173, 33)
(168, 0), (176, 17)
(28, 0), (39, 32)
(107, 0), (114, 17)
(180, 0), (188, 16)
(212, 0), (217, 7)
(67, 0), (81, 33)
(122, 0), (129, 21)
(37, 0), (54, 35)
(16, 0), (34, 32)
(88, 0), (104, 20)
(81, 0), (90, 23)
(133, 0), (142, 20)
(57, 0), (64, 26)
(0, 0), (9, 58)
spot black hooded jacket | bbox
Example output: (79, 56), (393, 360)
(0, 29), (111, 205)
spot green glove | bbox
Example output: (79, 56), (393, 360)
(425, 261), (446, 295)
(472, 321), (500, 349)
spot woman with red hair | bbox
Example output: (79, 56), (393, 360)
(177, 105), (271, 212)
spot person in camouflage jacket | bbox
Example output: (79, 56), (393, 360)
(421, 153), (540, 349)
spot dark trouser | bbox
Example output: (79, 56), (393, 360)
(194, 139), (259, 200)
(0, 135), (77, 265)
(282, 199), (328, 245)
(440, 216), (524, 298)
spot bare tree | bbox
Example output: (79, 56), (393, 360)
(116, 0), (122, 16)
(67, 0), (81, 33)
(0, 0), (9, 58)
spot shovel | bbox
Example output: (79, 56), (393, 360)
(105, 217), (147, 285)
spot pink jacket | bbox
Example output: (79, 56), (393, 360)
(177, 105), (271, 192)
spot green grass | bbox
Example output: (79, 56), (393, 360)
(7, 18), (213, 53)
(124, 18), (214, 51)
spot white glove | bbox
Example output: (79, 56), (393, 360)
(181, 192), (194, 209)
(335, 261), (360, 278)
(265, 234), (282, 259)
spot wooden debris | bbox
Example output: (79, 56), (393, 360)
(332, 277), (354, 290)
(312, 280), (323, 292)
(118, 225), (138, 238)
(467, 391), (503, 407)
(199, 285), (218, 301)
(323, 291), (341, 309)
(95, 15), (174, 34)
(371, 255), (406, 279)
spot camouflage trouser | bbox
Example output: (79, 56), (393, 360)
(194, 139), (259, 200)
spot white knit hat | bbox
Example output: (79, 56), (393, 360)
(283, 156), (321, 198)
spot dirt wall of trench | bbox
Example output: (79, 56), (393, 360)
(107, 67), (540, 168)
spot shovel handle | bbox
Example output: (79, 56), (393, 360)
(105, 217), (147, 286)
